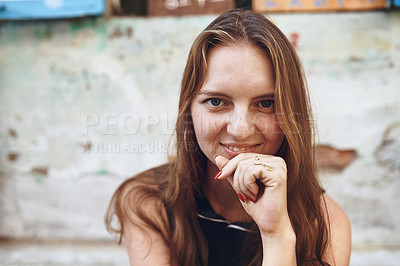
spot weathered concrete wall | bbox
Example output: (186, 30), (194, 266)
(0, 11), (399, 257)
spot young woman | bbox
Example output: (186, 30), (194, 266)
(105, 9), (351, 266)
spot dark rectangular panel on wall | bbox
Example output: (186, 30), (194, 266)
(253, 0), (388, 12)
(147, 0), (235, 16)
(0, 0), (105, 20)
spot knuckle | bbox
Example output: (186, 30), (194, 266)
(275, 156), (287, 168)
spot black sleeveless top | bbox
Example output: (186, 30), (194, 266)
(195, 194), (259, 266)
(151, 164), (260, 265)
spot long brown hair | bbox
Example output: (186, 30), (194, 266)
(106, 9), (329, 265)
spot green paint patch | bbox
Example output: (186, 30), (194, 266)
(70, 18), (105, 34)
(34, 24), (53, 40)
(0, 23), (19, 44)
(69, 18), (107, 50)
(33, 174), (45, 184)
(96, 169), (109, 175)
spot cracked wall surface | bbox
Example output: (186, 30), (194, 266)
(0, 12), (399, 252)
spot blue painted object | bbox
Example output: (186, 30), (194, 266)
(393, 0), (400, 7)
(0, 0), (104, 20)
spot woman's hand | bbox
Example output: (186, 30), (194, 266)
(215, 153), (293, 237)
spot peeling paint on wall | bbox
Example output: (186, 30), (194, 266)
(31, 167), (49, 177)
(0, 12), (399, 252)
(316, 144), (357, 172)
(8, 153), (19, 162)
(375, 123), (400, 170)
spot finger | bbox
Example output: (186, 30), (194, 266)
(216, 153), (256, 180)
(214, 155), (235, 184)
(245, 165), (261, 199)
(227, 159), (258, 203)
(239, 163), (259, 202)
(214, 155), (230, 170)
(215, 156), (247, 202)
(239, 177), (256, 203)
(233, 160), (249, 199)
(233, 165), (242, 197)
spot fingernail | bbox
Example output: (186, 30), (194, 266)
(237, 194), (246, 203)
(214, 154), (219, 161)
(245, 195), (256, 203)
(214, 170), (222, 180)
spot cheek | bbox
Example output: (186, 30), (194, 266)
(273, 116), (284, 135)
(271, 116), (285, 146)
(192, 114), (224, 155)
(192, 111), (222, 139)
(256, 114), (283, 136)
(258, 116), (285, 155)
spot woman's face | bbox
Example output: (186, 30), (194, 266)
(191, 44), (285, 163)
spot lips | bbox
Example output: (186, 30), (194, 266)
(221, 143), (260, 154)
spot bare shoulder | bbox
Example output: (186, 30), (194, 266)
(122, 188), (170, 265)
(322, 193), (352, 266)
(323, 194), (351, 231)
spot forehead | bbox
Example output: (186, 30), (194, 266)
(200, 44), (275, 95)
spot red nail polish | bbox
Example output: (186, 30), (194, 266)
(214, 170), (222, 179)
(245, 195), (256, 203)
(249, 191), (257, 198)
(214, 154), (219, 161)
(237, 194), (245, 203)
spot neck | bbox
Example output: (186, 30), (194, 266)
(202, 160), (251, 223)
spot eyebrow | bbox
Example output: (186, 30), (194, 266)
(198, 90), (275, 99)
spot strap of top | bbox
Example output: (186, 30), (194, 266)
(195, 194), (257, 233)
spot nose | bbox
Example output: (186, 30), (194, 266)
(226, 108), (256, 140)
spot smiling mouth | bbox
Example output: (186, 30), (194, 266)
(221, 143), (260, 152)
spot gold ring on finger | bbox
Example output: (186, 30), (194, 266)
(253, 162), (274, 171)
